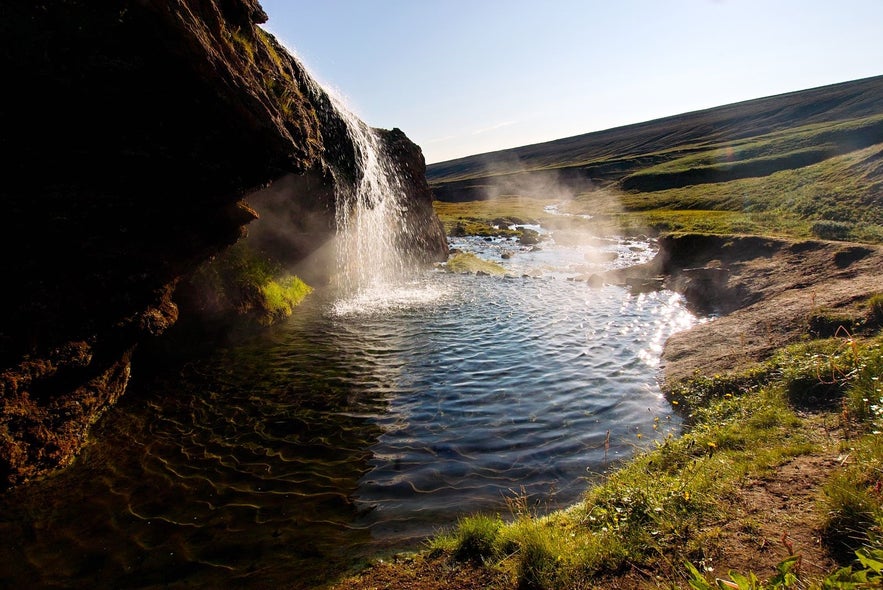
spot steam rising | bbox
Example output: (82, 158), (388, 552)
(463, 153), (629, 263)
(245, 46), (423, 300)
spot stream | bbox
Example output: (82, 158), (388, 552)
(0, 233), (699, 589)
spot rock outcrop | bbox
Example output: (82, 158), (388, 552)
(0, 0), (447, 487)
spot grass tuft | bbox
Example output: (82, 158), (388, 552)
(868, 294), (883, 329)
(450, 514), (503, 564)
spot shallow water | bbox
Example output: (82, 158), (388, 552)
(0, 234), (698, 589)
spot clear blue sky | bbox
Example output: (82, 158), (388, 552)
(258, 0), (883, 164)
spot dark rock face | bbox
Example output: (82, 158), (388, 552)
(0, 0), (447, 487)
(380, 128), (450, 266)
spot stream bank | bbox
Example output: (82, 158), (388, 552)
(329, 232), (883, 590)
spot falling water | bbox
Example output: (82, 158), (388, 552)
(297, 61), (414, 297)
(332, 109), (413, 294)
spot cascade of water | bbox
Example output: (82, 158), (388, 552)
(295, 58), (415, 297)
(329, 104), (413, 295)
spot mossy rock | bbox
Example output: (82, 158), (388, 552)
(443, 252), (506, 275)
(257, 275), (313, 325)
(187, 241), (313, 325)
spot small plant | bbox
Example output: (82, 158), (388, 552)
(685, 554), (801, 589)
(451, 514), (503, 563)
(822, 547), (883, 588)
(867, 294), (883, 330)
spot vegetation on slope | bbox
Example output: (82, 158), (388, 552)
(433, 137), (883, 244)
(427, 75), (883, 185)
(428, 77), (883, 245)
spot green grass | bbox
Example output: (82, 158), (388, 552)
(433, 139), (883, 242)
(432, 333), (883, 589)
(610, 142), (883, 241)
(625, 115), (883, 178)
(821, 433), (883, 561)
(432, 113), (883, 244)
(439, 514), (504, 564)
(434, 197), (551, 230)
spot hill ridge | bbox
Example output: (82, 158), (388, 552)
(427, 74), (883, 187)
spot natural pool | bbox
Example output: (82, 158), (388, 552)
(0, 234), (698, 589)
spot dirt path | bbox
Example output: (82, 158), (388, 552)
(329, 553), (508, 590)
(714, 452), (841, 580)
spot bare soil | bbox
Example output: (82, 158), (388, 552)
(329, 553), (508, 590)
(658, 236), (883, 385)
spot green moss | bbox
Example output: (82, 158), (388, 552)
(258, 275), (313, 325)
(443, 252), (507, 275)
(189, 241), (313, 325)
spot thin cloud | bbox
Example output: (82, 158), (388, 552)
(471, 120), (517, 135)
(425, 134), (460, 144)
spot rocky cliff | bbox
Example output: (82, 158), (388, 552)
(0, 0), (447, 487)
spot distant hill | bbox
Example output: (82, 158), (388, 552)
(426, 75), (883, 205)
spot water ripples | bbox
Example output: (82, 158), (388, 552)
(0, 236), (699, 589)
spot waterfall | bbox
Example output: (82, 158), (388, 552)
(293, 58), (415, 298)
(328, 101), (413, 295)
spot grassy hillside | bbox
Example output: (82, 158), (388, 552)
(427, 75), (883, 243)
